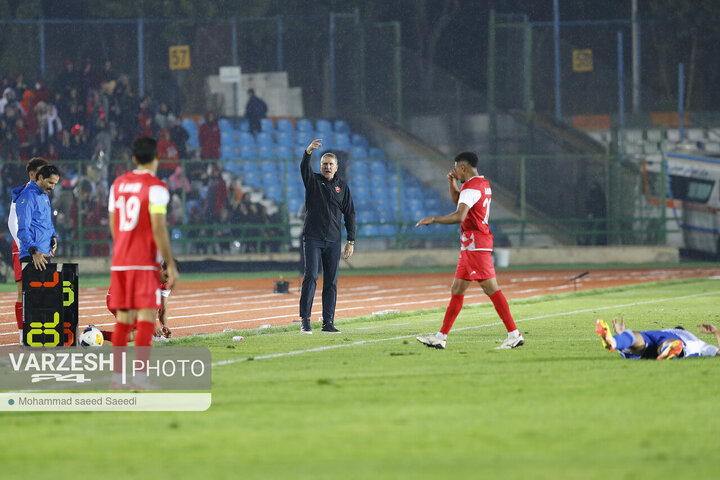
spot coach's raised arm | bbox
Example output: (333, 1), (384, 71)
(297, 138), (355, 334)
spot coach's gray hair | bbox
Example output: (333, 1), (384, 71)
(321, 152), (337, 164)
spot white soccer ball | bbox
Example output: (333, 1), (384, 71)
(79, 326), (104, 347)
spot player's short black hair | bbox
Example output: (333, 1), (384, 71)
(133, 136), (158, 165)
(26, 157), (49, 173)
(454, 151), (479, 168)
(36, 164), (61, 181)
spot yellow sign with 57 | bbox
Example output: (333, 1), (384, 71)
(169, 45), (191, 70)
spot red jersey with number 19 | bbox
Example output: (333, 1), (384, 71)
(458, 176), (493, 251)
(109, 170), (170, 269)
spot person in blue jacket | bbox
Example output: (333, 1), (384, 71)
(16, 164), (61, 271)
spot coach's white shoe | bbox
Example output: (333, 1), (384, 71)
(416, 332), (447, 350)
(496, 333), (525, 349)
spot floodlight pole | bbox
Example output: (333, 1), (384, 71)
(553, 0), (562, 123)
(631, 0), (641, 112)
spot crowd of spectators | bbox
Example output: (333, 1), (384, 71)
(0, 59), (286, 263)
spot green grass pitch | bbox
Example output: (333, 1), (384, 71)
(3, 277), (720, 479)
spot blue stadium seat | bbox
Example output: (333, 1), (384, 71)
(221, 145), (236, 159)
(351, 133), (368, 148)
(222, 160), (243, 175)
(241, 160), (259, 175)
(368, 160), (388, 174)
(256, 132), (274, 147)
(334, 120), (350, 134)
(221, 130), (233, 146)
(238, 131), (256, 146)
(369, 147), (386, 158)
(218, 118), (232, 132)
(348, 163), (368, 177)
(352, 184), (370, 199)
(187, 133), (199, 148)
(370, 174), (388, 186)
(356, 210), (374, 223)
(261, 171), (276, 184)
(237, 118), (250, 132)
(288, 196), (303, 213)
(361, 224), (379, 236)
(295, 131), (315, 147)
(275, 131), (294, 147)
(277, 118), (295, 132)
(257, 144), (273, 159)
(315, 119), (333, 134)
(378, 224), (397, 235)
(260, 160), (276, 171)
(244, 173), (263, 188)
(334, 133), (352, 151)
(293, 146), (307, 159)
(296, 118), (313, 132)
(350, 146), (368, 159)
(263, 181), (280, 197)
(182, 118), (198, 133)
(276, 145), (293, 159)
(240, 145), (257, 159)
(260, 118), (276, 133)
(378, 209), (397, 223)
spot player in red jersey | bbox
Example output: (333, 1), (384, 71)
(108, 136), (178, 390)
(415, 151), (524, 350)
(100, 260), (174, 342)
(6, 157), (49, 341)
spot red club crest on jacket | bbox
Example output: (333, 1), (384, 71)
(335, 186), (341, 193)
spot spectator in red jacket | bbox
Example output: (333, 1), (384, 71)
(198, 110), (220, 160)
(157, 128), (180, 178)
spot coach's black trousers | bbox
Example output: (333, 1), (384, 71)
(299, 235), (340, 323)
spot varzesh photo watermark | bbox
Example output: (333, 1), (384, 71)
(0, 346), (211, 411)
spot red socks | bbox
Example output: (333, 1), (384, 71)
(112, 322), (133, 374)
(134, 321), (154, 347)
(490, 290), (517, 333)
(15, 302), (23, 330)
(440, 294), (464, 334)
(111, 322), (132, 347)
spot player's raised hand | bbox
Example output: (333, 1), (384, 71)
(306, 139), (322, 154)
(698, 323), (719, 335)
(415, 216), (434, 227)
(612, 316), (625, 334)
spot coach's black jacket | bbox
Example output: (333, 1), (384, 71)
(300, 151), (355, 243)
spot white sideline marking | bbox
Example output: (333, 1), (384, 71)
(211, 290), (720, 368)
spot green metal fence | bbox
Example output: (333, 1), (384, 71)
(33, 149), (676, 259)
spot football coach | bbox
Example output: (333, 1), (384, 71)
(299, 138), (355, 334)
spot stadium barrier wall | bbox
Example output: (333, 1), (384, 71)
(65, 245), (678, 274)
